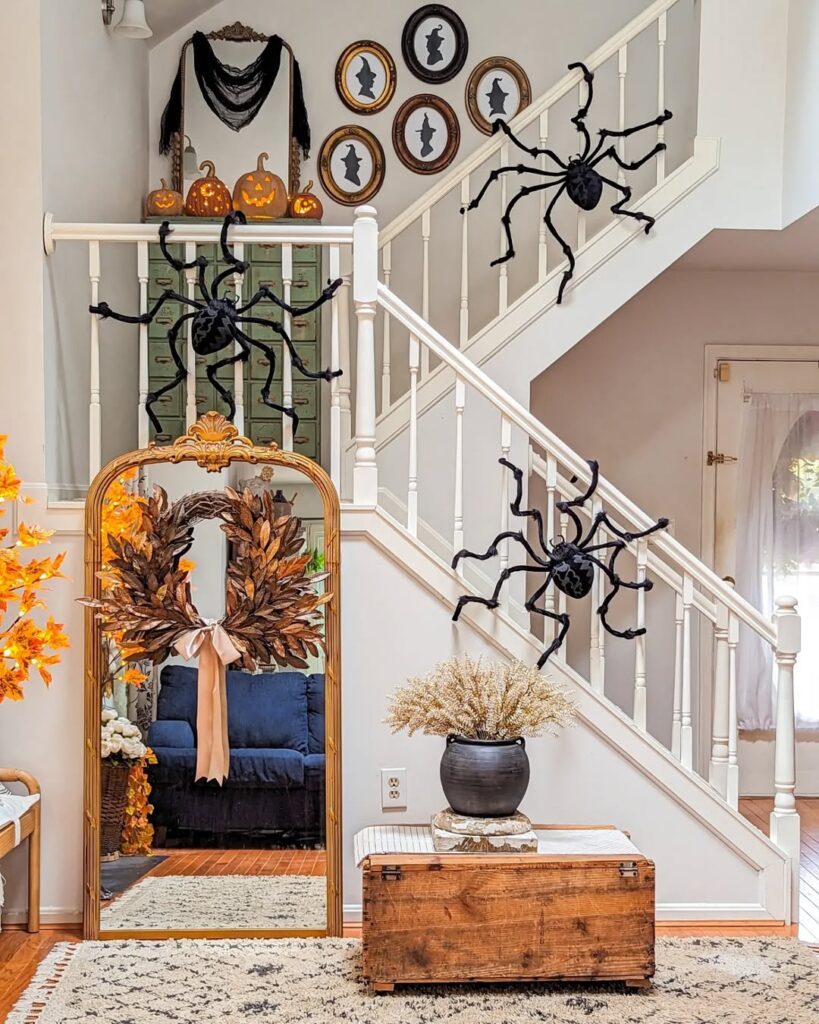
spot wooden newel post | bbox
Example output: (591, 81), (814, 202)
(352, 206), (379, 507)
(771, 594), (801, 923)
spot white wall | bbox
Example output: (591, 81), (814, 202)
(782, 0), (819, 226)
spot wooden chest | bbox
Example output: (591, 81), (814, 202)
(359, 825), (655, 990)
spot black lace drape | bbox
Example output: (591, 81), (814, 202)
(160, 31), (310, 158)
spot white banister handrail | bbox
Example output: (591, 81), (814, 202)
(43, 214), (353, 254)
(377, 281), (776, 647)
(379, 0), (683, 247)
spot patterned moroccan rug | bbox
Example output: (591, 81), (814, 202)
(8, 937), (817, 1023)
(99, 874), (326, 931)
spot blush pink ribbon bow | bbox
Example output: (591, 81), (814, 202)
(175, 621), (241, 785)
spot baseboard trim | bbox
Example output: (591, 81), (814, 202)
(1, 907), (82, 927)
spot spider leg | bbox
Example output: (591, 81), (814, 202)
(540, 184), (575, 303)
(584, 109), (672, 164)
(489, 118), (568, 168)
(235, 316), (341, 382)
(587, 553), (651, 641)
(583, 509), (669, 545)
(567, 62), (594, 160)
(210, 264), (249, 300)
(203, 340), (249, 422)
(493, 180), (563, 266)
(597, 176), (655, 235)
(90, 289), (202, 323)
(499, 457), (550, 555)
(144, 312), (195, 433)
(452, 563), (550, 622)
(452, 529), (550, 571)
(232, 327), (301, 433)
(158, 222), (201, 271)
(462, 164), (565, 215)
(589, 142), (667, 173)
(219, 211), (250, 270)
(237, 280), (343, 317)
(525, 574), (571, 667)
(556, 460), (599, 542)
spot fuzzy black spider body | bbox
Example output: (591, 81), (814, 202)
(451, 457), (668, 668)
(463, 61), (673, 303)
(90, 210), (342, 435)
(565, 159), (603, 211)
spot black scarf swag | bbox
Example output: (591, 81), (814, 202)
(160, 32), (310, 158)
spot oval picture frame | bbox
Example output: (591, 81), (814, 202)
(466, 56), (532, 135)
(335, 40), (397, 115)
(318, 125), (386, 206)
(401, 4), (468, 85)
(392, 95), (461, 175)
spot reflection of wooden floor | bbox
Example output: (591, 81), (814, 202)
(148, 848), (326, 877)
(740, 797), (819, 945)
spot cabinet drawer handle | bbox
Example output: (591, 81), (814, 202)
(155, 276), (174, 287)
(154, 355), (172, 364)
(293, 318), (308, 328)
(294, 435), (309, 444)
(294, 398), (309, 406)
(259, 279), (278, 289)
(292, 280), (308, 289)
(259, 243), (277, 250)
(155, 433), (173, 443)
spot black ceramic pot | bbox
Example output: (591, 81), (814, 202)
(439, 734), (530, 817)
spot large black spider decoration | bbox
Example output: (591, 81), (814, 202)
(463, 61), (673, 304)
(89, 210), (342, 433)
(452, 458), (669, 668)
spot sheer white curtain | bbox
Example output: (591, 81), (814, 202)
(735, 393), (819, 730)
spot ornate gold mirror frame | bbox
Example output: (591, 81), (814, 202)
(83, 415), (341, 939)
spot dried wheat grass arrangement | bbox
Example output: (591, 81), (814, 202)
(386, 655), (577, 741)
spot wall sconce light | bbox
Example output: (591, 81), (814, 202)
(101, 0), (153, 39)
(183, 136), (199, 178)
(101, 0), (116, 25)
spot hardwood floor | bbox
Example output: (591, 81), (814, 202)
(739, 796), (819, 945)
(148, 848), (326, 877)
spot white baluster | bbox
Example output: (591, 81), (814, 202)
(88, 241), (101, 479)
(726, 610), (739, 809)
(381, 241), (392, 412)
(633, 537), (648, 729)
(281, 243), (293, 451)
(453, 376), (465, 561)
(543, 453), (558, 643)
(232, 240), (245, 437)
(710, 597), (730, 798)
(421, 208), (431, 377)
(498, 142), (509, 314)
(672, 590), (683, 758)
(337, 268), (353, 501)
(498, 415), (512, 612)
(617, 45), (628, 186)
(459, 177), (469, 346)
(537, 110), (549, 281)
(352, 207), (379, 506)
(589, 497), (604, 694)
(657, 11), (667, 184)
(137, 241), (149, 449)
(329, 245), (341, 491)
(681, 572), (694, 770)
(770, 594), (801, 923)
(184, 242), (198, 427)
(576, 81), (587, 249)
(556, 509), (569, 662)
(407, 333), (419, 536)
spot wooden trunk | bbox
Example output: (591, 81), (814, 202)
(361, 838), (655, 990)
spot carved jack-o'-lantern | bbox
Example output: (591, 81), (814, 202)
(233, 152), (288, 220)
(289, 180), (323, 220)
(146, 178), (184, 218)
(185, 160), (233, 217)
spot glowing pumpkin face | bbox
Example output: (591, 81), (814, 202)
(233, 152), (288, 219)
(185, 160), (232, 217)
(146, 178), (184, 217)
(289, 181), (323, 220)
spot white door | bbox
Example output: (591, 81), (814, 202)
(709, 355), (819, 729)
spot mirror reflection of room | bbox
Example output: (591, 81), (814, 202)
(95, 460), (329, 934)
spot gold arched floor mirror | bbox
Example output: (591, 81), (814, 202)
(83, 414), (341, 939)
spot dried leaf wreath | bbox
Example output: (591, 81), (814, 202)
(83, 484), (330, 671)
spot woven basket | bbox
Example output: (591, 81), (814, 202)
(100, 760), (131, 858)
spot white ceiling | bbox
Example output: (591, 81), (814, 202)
(674, 206), (819, 273)
(142, 0), (224, 45)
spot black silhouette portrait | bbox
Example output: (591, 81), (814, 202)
(356, 55), (377, 99)
(342, 144), (362, 186)
(425, 24), (445, 66)
(416, 113), (437, 157)
(487, 76), (509, 117)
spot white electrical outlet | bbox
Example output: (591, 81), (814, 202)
(380, 768), (407, 810)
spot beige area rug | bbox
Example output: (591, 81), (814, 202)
(99, 874), (326, 931)
(8, 937), (818, 1023)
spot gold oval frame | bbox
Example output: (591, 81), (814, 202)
(335, 40), (396, 115)
(83, 413), (342, 940)
(318, 125), (385, 206)
(392, 94), (460, 175)
(465, 56), (531, 136)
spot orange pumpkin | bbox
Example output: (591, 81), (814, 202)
(289, 180), (323, 220)
(233, 152), (288, 219)
(146, 178), (184, 217)
(185, 160), (232, 217)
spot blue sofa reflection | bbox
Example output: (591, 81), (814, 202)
(146, 665), (325, 840)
